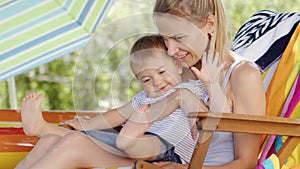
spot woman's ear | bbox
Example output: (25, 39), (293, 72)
(205, 14), (216, 34)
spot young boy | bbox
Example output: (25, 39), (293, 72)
(114, 35), (210, 162)
(18, 35), (210, 167)
(73, 35), (209, 163)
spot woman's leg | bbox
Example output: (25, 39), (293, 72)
(28, 131), (136, 169)
(21, 92), (72, 137)
(14, 134), (61, 169)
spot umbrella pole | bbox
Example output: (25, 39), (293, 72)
(8, 77), (18, 109)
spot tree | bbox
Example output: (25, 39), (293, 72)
(0, 0), (299, 110)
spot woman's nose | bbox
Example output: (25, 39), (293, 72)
(165, 39), (178, 56)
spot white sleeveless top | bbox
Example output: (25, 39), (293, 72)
(204, 58), (259, 166)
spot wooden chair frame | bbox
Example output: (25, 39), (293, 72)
(135, 112), (300, 169)
(1, 109), (300, 169)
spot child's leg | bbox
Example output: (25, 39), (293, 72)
(21, 93), (72, 137)
(119, 105), (152, 138)
(116, 105), (161, 159)
(28, 131), (135, 169)
(14, 134), (61, 169)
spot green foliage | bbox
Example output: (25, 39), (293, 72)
(0, 82), (9, 107)
(224, 0), (300, 41)
(0, 0), (299, 110)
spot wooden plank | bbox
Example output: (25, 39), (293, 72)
(278, 137), (300, 166)
(189, 112), (300, 136)
(0, 109), (98, 123)
(189, 112), (300, 124)
(0, 135), (37, 152)
(188, 131), (213, 169)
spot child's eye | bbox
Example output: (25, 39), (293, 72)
(159, 70), (166, 74)
(142, 79), (150, 83)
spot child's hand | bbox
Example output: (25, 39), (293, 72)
(61, 116), (87, 130)
(191, 50), (223, 85)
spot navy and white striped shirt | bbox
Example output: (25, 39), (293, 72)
(131, 79), (208, 163)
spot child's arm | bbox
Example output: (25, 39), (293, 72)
(64, 89), (192, 130)
(64, 102), (134, 130)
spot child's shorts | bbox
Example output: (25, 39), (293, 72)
(81, 130), (182, 163)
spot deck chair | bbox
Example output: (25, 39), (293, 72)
(1, 10), (299, 169)
(0, 109), (100, 169)
(135, 10), (300, 169)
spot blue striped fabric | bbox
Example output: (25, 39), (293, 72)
(0, 0), (114, 82)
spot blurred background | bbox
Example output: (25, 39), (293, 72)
(0, 0), (299, 111)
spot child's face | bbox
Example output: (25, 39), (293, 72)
(135, 53), (182, 97)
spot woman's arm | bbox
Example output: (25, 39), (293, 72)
(154, 63), (266, 169)
(140, 89), (208, 122)
(205, 63), (266, 169)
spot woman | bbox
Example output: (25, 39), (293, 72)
(152, 0), (266, 168)
(16, 0), (266, 168)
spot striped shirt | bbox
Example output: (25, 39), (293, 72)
(131, 79), (208, 163)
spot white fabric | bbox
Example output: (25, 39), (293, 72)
(231, 10), (300, 71)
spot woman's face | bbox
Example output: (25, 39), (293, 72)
(154, 14), (209, 67)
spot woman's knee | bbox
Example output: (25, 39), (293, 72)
(59, 131), (92, 147)
(36, 134), (61, 147)
(39, 134), (61, 142)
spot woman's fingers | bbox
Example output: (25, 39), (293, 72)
(190, 118), (198, 140)
(190, 66), (201, 79)
(152, 162), (176, 169)
(153, 162), (188, 169)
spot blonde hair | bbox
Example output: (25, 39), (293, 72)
(153, 0), (228, 62)
(129, 35), (169, 75)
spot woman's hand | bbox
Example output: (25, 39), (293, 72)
(191, 50), (223, 86)
(191, 50), (231, 112)
(153, 162), (188, 169)
(178, 88), (208, 139)
(179, 88), (209, 113)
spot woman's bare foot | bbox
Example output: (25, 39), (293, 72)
(21, 93), (46, 137)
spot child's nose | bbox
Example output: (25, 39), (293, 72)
(153, 77), (162, 87)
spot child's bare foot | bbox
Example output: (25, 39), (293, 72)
(21, 93), (46, 136)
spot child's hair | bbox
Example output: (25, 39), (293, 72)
(129, 34), (170, 75)
(153, 0), (228, 62)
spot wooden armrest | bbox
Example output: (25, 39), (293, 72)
(0, 109), (98, 123)
(188, 112), (300, 136)
(188, 112), (300, 168)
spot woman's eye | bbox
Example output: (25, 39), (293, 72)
(174, 36), (184, 41)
